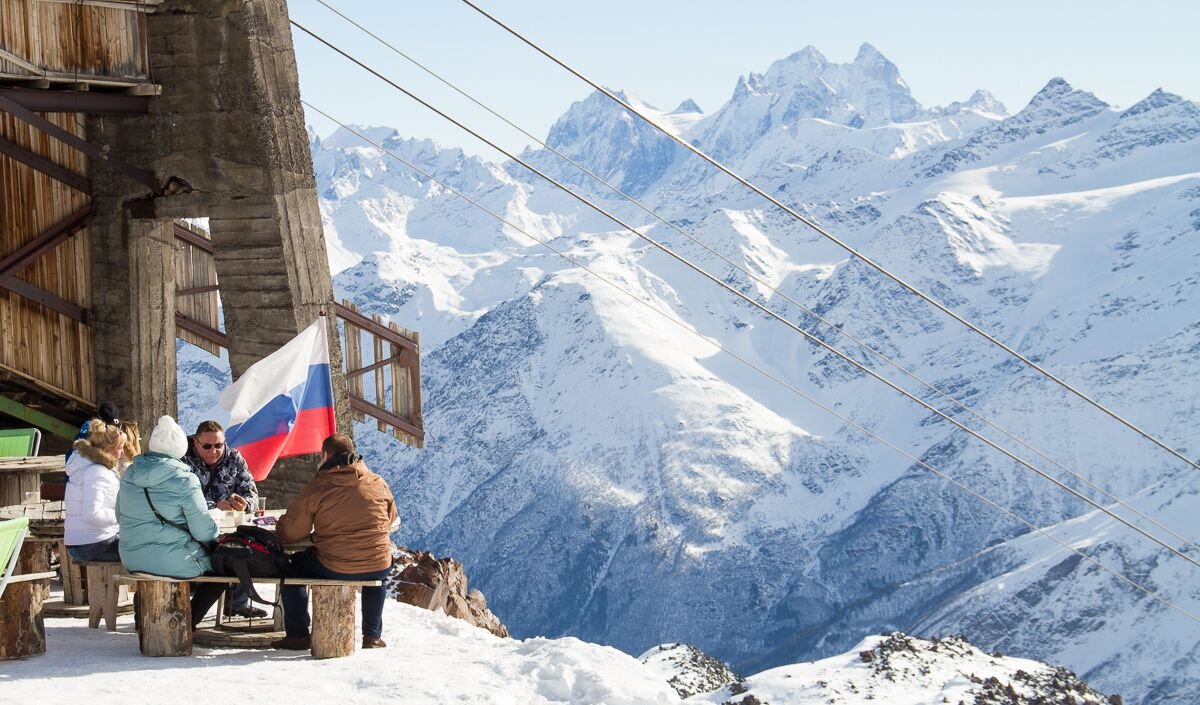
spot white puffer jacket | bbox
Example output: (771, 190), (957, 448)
(64, 442), (121, 546)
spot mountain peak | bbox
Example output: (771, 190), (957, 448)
(1026, 77), (1107, 110)
(671, 98), (702, 115)
(1121, 87), (1187, 118)
(853, 42), (887, 65)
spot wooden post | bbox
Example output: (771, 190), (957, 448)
(136, 580), (192, 656)
(0, 542), (49, 660)
(310, 584), (356, 659)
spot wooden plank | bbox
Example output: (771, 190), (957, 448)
(348, 396), (424, 441)
(372, 315), (385, 433)
(334, 301), (418, 354)
(0, 135), (90, 192)
(175, 311), (229, 350)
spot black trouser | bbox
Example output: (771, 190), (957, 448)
(190, 582), (227, 628)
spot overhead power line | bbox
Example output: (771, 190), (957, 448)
(313, 0), (1200, 557)
(301, 101), (1200, 627)
(290, 19), (1200, 572)
(454, 0), (1200, 478)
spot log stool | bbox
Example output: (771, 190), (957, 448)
(134, 579), (192, 656)
(0, 540), (55, 660)
(77, 561), (125, 631)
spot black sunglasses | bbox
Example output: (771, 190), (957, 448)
(200, 442), (225, 450)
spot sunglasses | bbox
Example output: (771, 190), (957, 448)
(200, 442), (225, 450)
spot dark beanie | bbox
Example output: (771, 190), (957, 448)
(97, 401), (120, 425)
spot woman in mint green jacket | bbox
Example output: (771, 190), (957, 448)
(117, 416), (217, 579)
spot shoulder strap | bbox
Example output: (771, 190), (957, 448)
(143, 487), (213, 554)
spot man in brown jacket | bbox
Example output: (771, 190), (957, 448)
(272, 433), (398, 650)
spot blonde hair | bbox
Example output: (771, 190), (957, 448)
(121, 421), (141, 462)
(78, 420), (127, 472)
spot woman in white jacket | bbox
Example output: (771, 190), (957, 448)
(64, 420), (128, 562)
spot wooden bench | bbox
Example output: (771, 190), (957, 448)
(121, 573), (382, 659)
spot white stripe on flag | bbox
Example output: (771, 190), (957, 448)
(219, 317), (330, 426)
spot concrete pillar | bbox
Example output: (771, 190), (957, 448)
(88, 0), (350, 502)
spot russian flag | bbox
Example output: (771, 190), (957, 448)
(220, 317), (336, 480)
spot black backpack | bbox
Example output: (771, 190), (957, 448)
(210, 525), (290, 606)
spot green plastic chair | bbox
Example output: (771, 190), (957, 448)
(0, 427), (41, 457)
(0, 517), (31, 600)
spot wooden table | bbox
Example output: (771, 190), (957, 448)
(0, 456), (64, 506)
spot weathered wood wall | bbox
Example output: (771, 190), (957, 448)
(0, 109), (94, 406)
(0, 0), (155, 81)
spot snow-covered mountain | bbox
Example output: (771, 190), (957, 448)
(179, 46), (1200, 705)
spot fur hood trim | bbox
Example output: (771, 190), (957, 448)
(72, 438), (119, 471)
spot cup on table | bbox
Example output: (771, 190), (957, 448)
(255, 496), (267, 517)
(23, 491), (39, 504)
(224, 509), (239, 527)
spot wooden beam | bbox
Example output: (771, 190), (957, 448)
(0, 136), (91, 192)
(344, 350), (415, 380)
(39, 0), (163, 9)
(0, 87), (150, 114)
(0, 278), (87, 323)
(175, 285), (219, 297)
(0, 396), (78, 441)
(174, 312), (229, 350)
(0, 206), (94, 280)
(173, 223), (213, 253)
(334, 302), (418, 355)
(0, 47), (45, 76)
(348, 396), (424, 440)
(0, 92), (161, 193)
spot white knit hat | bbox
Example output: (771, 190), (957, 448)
(148, 415), (188, 459)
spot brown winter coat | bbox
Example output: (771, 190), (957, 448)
(276, 459), (398, 573)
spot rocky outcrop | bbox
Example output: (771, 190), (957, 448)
(386, 546), (509, 638)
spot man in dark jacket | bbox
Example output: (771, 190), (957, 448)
(183, 419), (264, 618)
(272, 433), (398, 651)
(183, 420), (258, 511)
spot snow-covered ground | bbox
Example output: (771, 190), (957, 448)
(3, 599), (679, 705)
(4, 597), (1113, 705)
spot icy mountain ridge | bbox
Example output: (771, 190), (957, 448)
(180, 45), (1199, 705)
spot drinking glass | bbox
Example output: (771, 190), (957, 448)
(256, 496), (267, 517)
(23, 491), (39, 504)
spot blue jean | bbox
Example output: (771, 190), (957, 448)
(67, 536), (120, 563)
(282, 549), (391, 639)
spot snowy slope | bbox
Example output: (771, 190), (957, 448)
(4, 600), (1114, 705)
(179, 46), (1200, 705)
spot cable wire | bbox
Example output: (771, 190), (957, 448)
(313, 0), (1199, 555)
(455, 0), (1200, 477)
(290, 19), (1200, 572)
(301, 101), (1200, 626)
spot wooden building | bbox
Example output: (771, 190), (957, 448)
(0, 0), (422, 499)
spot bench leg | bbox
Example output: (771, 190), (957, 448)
(102, 565), (120, 631)
(310, 584), (356, 659)
(136, 580), (192, 656)
(0, 542), (49, 659)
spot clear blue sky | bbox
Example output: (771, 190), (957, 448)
(288, 0), (1200, 159)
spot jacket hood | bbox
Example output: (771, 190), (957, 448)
(67, 440), (118, 475)
(122, 452), (193, 488)
(320, 459), (373, 486)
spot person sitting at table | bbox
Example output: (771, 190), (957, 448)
(64, 419), (128, 562)
(183, 419), (264, 619)
(116, 415), (226, 628)
(272, 433), (398, 651)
